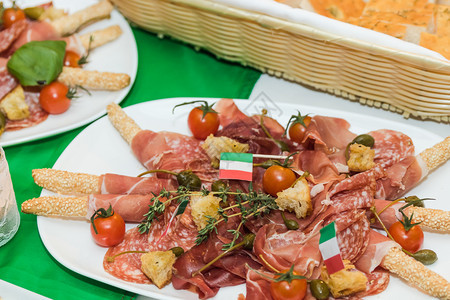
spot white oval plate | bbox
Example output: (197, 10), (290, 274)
(0, 0), (138, 147)
(38, 98), (450, 300)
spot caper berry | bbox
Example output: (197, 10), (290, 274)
(352, 134), (375, 148)
(281, 212), (299, 230)
(403, 195), (425, 208)
(310, 279), (330, 300)
(211, 179), (228, 192)
(176, 170), (201, 191)
(170, 246), (185, 257)
(242, 233), (256, 250)
(412, 249), (437, 265)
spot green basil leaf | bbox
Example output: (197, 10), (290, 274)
(7, 40), (66, 86)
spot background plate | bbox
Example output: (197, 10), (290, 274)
(0, 0), (138, 147)
(38, 98), (449, 300)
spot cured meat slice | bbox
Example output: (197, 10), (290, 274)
(293, 150), (345, 184)
(0, 58), (17, 100)
(369, 129), (415, 169)
(368, 199), (404, 230)
(354, 229), (400, 274)
(8, 21), (59, 54)
(0, 19), (27, 53)
(357, 268), (390, 297)
(131, 130), (217, 184)
(214, 98), (250, 128)
(254, 224), (322, 278)
(103, 228), (151, 283)
(5, 91), (48, 131)
(245, 268), (274, 300)
(86, 194), (153, 222)
(99, 173), (176, 195)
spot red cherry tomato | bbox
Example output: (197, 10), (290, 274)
(63, 51), (81, 68)
(39, 82), (71, 114)
(188, 106), (220, 140)
(90, 207), (126, 247)
(288, 115), (311, 144)
(2, 7), (26, 28)
(263, 165), (297, 196)
(388, 221), (424, 253)
(270, 270), (307, 300)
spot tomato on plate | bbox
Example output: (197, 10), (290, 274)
(285, 111), (311, 144)
(270, 267), (307, 300)
(263, 165), (296, 196)
(63, 51), (81, 68)
(388, 220), (424, 253)
(2, 7), (26, 28)
(39, 82), (73, 114)
(173, 100), (220, 139)
(90, 205), (125, 247)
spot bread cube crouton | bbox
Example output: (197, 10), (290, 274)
(141, 251), (176, 289)
(321, 260), (368, 298)
(0, 85), (29, 120)
(190, 193), (222, 230)
(347, 143), (375, 172)
(275, 178), (312, 219)
(420, 32), (450, 59)
(201, 134), (249, 168)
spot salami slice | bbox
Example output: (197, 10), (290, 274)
(370, 129), (415, 169)
(0, 19), (27, 53)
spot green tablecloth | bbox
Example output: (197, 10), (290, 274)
(1, 27), (261, 299)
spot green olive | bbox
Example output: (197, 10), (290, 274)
(412, 249), (437, 265)
(277, 140), (290, 152)
(170, 246), (184, 257)
(310, 279), (330, 300)
(24, 7), (45, 20)
(0, 112), (6, 136)
(242, 233), (256, 250)
(257, 159), (280, 169)
(176, 170), (201, 191)
(352, 134), (375, 148)
(211, 179), (228, 192)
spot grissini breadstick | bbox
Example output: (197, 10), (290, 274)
(49, 0), (114, 36)
(57, 67), (130, 90)
(407, 206), (450, 232)
(381, 247), (450, 299)
(106, 102), (141, 144)
(21, 196), (88, 218)
(79, 25), (123, 50)
(32, 169), (100, 195)
(419, 136), (450, 173)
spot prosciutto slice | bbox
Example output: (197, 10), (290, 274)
(131, 130), (217, 184)
(99, 173), (176, 195)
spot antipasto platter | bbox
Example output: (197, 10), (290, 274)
(0, 0), (137, 147)
(33, 98), (449, 300)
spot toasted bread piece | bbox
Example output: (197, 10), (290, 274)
(276, 178), (312, 219)
(348, 17), (408, 39)
(300, 0), (365, 21)
(321, 260), (368, 298)
(432, 4), (450, 36)
(0, 85), (29, 120)
(347, 143), (376, 172)
(190, 193), (221, 230)
(141, 251), (176, 289)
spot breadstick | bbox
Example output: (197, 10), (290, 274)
(50, 0), (114, 36)
(57, 67), (130, 90)
(106, 103), (141, 144)
(32, 169), (100, 195)
(407, 206), (450, 232)
(381, 247), (450, 299)
(79, 25), (122, 50)
(21, 196), (88, 218)
(419, 136), (450, 172)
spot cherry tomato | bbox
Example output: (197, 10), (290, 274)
(270, 271), (307, 300)
(90, 207), (126, 247)
(188, 106), (220, 140)
(263, 165), (296, 196)
(2, 7), (26, 28)
(388, 221), (424, 253)
(288, 115), (311, 144)
(39, 82), (71, 114)
(63, 51), (81, 68)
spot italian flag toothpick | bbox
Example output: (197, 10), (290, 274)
(319, 221), (345, 274)
(219, 152), (253, 181)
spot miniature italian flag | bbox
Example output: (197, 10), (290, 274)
(219, 152), (253, 181)
(319, 221), (345, 274)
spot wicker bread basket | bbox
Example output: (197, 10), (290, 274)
(111, 0), (450, 122)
